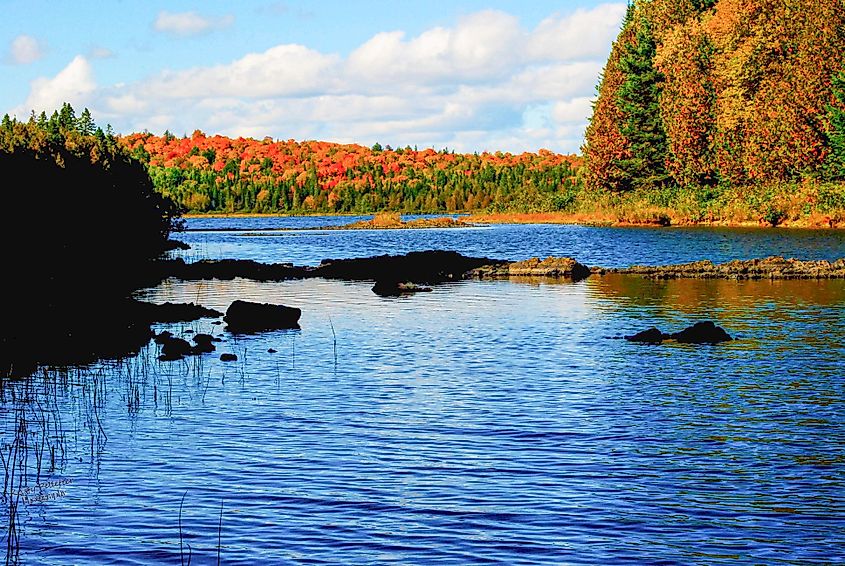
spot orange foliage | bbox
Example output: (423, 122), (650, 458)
(585, 0), (845, 190)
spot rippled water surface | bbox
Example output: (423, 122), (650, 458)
(2, 218), (844, 564)
(180, 215), (845, 266)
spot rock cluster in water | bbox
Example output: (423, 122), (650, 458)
(155, 330), (223, 361)
(625, 321), (733, 344)
(160, 252), (845, 288)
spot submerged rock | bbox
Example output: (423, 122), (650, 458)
(372, 280), (433, 296)
(220, 353), (238, 362)
(624, 327), (668, 343)
(671, 321), (733, 344)
(224, 300), (301, 333)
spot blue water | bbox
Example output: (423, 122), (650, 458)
(179, 215), (845, 267)
(2, 218), (844, 564)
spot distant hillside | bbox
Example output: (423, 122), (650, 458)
(119, 132), (582, 214)
(584, 0), (845, 193)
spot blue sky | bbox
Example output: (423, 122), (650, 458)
(2, 1), (626, 153)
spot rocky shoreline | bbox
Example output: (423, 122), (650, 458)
(158, 252), (845, 285)
(594, 256), (845, 280)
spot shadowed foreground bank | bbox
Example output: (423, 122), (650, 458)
(1, 146), (182, 377)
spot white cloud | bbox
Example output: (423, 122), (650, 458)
(14, 56), (95, 117)
(142, 44), (340, 99)
(13, 4), (627, 153)
(528, 4), (630, 61)
(553, 97), (594, 123)
(8, 34), (45, 65)
(153, 11), (234, 37)
(105, 93), (148, 114)
(347, 10), (522, 85)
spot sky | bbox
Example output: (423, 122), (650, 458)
(2, 1), (627, 154)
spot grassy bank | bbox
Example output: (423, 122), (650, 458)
(183, 181), (845, 229)
(563, 181), (845, 228)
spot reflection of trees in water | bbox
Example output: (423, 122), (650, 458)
(588, 274), (845, 314)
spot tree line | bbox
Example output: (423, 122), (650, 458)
(118, 131), (583, 214)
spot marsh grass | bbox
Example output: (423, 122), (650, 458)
(471, 180), (845, 227)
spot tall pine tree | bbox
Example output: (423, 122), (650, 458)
(616, 10), (669, 191)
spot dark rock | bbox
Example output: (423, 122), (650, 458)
(316, 250), (506, 284)
(183, 329), (194, 334)
(154, 331), (174, 344)
(191, 333), (216, 353)
(372, 280), (434, 296)
(624, 327), (668, 343)
(193, 333), (215, 345)
(169, 259), (309, 282)
(212, 321), (223, 325)
(161, 337), (193, 357)
(224, 300), (301, 333)
(267, 348), (277, 353)
(220, 353), (238, 362)
(671, 321), (733, 344)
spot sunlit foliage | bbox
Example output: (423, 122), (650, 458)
(118, 132), (583, 214)
(584, 0), (845, 192)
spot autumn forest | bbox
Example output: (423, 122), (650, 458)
(2, 0), (845, 226)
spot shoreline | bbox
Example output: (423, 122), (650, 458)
(183, 211), (844, 229)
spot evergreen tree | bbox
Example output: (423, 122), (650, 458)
(58, 102), (76, 130)
(615, 11), (669, 191)
(78, 107), (96, 136)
